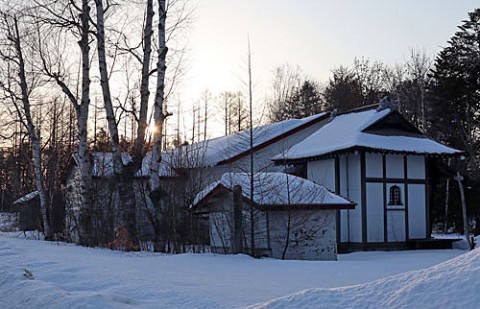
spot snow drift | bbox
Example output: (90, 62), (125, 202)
(250, 248), (480, 309)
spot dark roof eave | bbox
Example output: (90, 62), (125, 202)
(262, 203), (355, 210)
(273, 146), (464, 165)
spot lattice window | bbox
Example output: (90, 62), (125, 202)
(388, 185), (402, 206)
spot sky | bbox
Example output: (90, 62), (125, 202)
(182, 0), (476, 105)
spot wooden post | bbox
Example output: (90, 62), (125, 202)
(455, 172), (472, 250)
(444, 158), (451, 234)
(232, 185), (243, 254)
(444, 178), (450, 234)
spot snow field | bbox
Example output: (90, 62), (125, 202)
(250, 248), (480, 309)
(0, 233), (467, 308)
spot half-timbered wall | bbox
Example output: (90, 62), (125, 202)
(307, 152), (428, 245)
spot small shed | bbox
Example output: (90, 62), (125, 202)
(13, 191), (41, 231)
(191, 172), (355, 260)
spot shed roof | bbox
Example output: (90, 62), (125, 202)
(13, 191), (39, 205)
(191, 172), (355, 210)
(272, 107), (461, 163)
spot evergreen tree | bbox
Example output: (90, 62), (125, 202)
(279, 80), (324, 120)
(429, 8), (480, 177)
(324, 66), (364, 111)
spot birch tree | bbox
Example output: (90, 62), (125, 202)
(33, 0), (95, 245)
(0, 12), (52, 239)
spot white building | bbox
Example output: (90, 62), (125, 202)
(272, 100), (461, 250)
(190, 172), (354, 260)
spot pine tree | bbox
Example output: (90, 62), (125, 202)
(429, 8), (480, 177)
(324, 67), (364, 111)
(277, 80), (324, 120)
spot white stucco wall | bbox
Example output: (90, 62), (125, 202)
(337, 153), (362, 243)
(408, 184), (427, 239)
(407, 156), (425, 179)
(386, 154), (404, 178)
(314, 151), (428, 245)
(346, 154), (362, 243)
(208, 191), (338, 260)
(365, 153), (383, 178)
(307, 159), (336, 191)
(387, 211), (406, 242)
(366, 182), (384, 242)
(268, 209), (337, 260)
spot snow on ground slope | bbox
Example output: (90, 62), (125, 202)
(250, 248), (480, 309)
(0, 233), (465, 309)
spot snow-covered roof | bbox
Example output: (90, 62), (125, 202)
(84, 152), (178, 178)
(13, 191), (39, 205)
(182, 113), (327, 167)
(70, 113), (327, 179)
(191, 172), (354, 209)
(273, 108), (461, 162)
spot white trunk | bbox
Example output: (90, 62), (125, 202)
(95, 0), (137, 244)
(12, 17), (52, 239)
(133, 0), (154, 166)
(456, 172), (471, 250)
(149, 0), (168, 194)
(76, 0), (94, 246)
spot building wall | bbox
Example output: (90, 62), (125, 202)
(307, 159), (335, 190)
(269, 209), (337, 260)
(208, 191), (337, 260)
(362, 153), (427, 243)
(307, 152), (427, 245)
(341, 154), (363, 243)
(64, 167), (156, 244)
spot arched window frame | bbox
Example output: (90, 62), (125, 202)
(388, 185), (402, 206)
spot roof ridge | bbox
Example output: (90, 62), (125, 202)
(337, 103), (380, 115)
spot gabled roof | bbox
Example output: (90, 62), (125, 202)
(272, 107), (462, 163)
(181, 112), (328, 167)
(64, 113), (329, 179)
(191, 172), (355, 210)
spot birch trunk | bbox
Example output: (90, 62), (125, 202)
(95, 0), (137, 245)
(456, 172), (472, 250)
(12, 17), (52, 239)
(133, 0), (154, 167)
(76, 0), (94, 246)
(148, 0), (168, 194)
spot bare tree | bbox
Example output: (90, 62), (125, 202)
(34, 0), (96, 245)
(0, 12), (52, 239)
(216, 91), (248, 136)
(247, 38), (255, 256)
(268, 64), (302, 122)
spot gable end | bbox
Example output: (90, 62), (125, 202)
(363, 111), (424, 138)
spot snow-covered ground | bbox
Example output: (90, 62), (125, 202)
(251, 247), (480, 309)
(0, 233), (468, 309)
